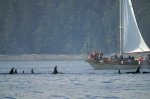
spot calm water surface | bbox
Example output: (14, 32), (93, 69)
(0, 60), (150, 99)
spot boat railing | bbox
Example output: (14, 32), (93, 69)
(87, 57), (142, 65)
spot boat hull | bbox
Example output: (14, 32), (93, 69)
(88, 61), (150, 72)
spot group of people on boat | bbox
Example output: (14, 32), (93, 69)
(87, 51), (149, 65)
(114, 54), (144, 65)
(114, 54), (137, 65)
(87, 51), (103, 62)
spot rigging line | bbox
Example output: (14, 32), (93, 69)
(139, 47), (146, 53)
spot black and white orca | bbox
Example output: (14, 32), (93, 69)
(52, 66), (59, 74)
(118, 66), (150, 74)
(9, 67), (14, 74)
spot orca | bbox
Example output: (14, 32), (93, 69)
(9, 67), (14, 74)
(15, 69), (17, 74)
(52, 66), (59, 74)
(135, 66), (140, 73)
(118, 66), (142, 74)
(125, 66), (141, 74)
(141, 71), (150, 74)
(31, 68), (34, 74)
(118, 69), (121, 74)
(122, 66), (150, 74)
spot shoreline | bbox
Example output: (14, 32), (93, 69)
(0, 54), (86, 61)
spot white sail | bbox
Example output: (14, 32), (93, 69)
(123, 0), (150, 53)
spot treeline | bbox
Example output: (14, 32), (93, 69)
(0, 0), (149, 54)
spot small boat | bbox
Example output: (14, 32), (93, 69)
(87, 0), (150, 72)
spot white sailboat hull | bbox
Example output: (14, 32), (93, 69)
(88, 61), (150, 72)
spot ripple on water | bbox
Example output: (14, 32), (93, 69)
(3, 97), (16, 99)
(51, 95), (69, 99)
(0, 61), (150, 99)
(85, 95), (103, 99)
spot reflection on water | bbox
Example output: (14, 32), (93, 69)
(0, 61), (150, 99)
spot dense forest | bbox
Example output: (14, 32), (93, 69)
(0, 0), (150, 55)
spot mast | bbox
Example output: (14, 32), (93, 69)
(119, 0), (123, 55)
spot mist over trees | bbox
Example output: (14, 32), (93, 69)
(0, 0), (150, 55)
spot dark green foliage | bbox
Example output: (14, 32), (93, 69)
(0, 0), (149, 54)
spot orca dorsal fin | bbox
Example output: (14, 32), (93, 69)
(135, 66), (140, 73)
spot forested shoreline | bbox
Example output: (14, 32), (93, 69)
(0, 0), (149, 55)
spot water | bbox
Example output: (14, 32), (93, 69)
(0, 60), (150, 99)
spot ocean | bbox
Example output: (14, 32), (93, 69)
(0, 60), (150, 99)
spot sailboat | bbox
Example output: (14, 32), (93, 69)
(87, 0), (150, 71)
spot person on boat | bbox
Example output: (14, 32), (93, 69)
(100, 52), (103, 58)
(95, 56), (100, 62)
(119, 54), (124, 64)
(93, 51), (97, 60)
(87, 53), (92, 61)
(9, 67), (14, 74)
(114, 54), (118, 60)
(131, 56), (135, 64)
(31, 68), (34, 74)
(138, 56), (144, 65)
(88, 52), (95, 61)
(15, 69), (17, 74)
(114, 54), (119, 63)
(94, 51), (100, 62)
(22, 70), (24, 74)
(128, 55), (132, 65)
